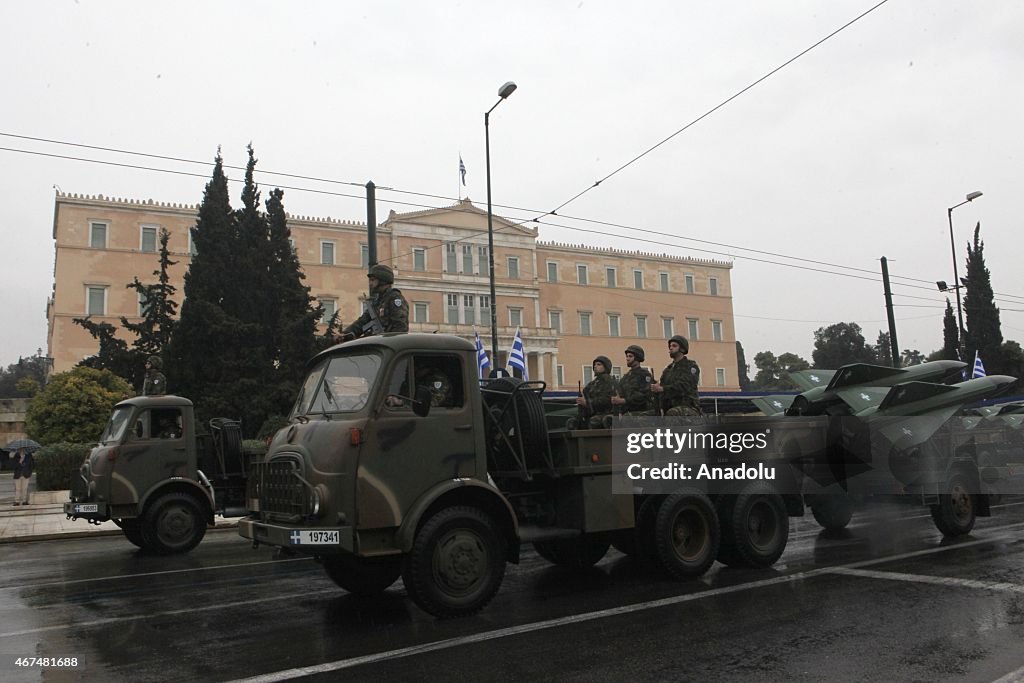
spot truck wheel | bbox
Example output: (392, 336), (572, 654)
(142, 493), (207, 555)
(533, 536), (610, 569)
(322, 555), (402, 596)
(402, 506), (506, 618)
(654, 490), (719, 579)
(810, 495), (853, 531)
(931, 471), (976, 536)
(716, 483), (789, 568)
(120, 519), (146, 549)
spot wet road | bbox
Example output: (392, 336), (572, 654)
(2, 501), (1023, 682)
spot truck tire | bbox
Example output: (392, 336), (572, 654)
(119, 519), (146, 549)
(931, 470), (976, 536)
(141, 493), (207, 555)
(810, 495), (854, 531)
(533, 536), (610, 569)
(322, 554), (402, 596)
(654, 490), (719, 579)
(402, 506), (506, 618)
(482, 377), (548, 471)
(715, 483), (789, 568)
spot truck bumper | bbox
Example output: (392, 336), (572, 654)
(63, 500), (110, 521)
(238, 517), (355, 553)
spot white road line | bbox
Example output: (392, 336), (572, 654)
(227, 524), (1024, 683)
(830, 567), (1024, 594)
(992, 664), (1024, 683)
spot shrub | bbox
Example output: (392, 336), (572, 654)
(34, 443), (93, 491)
(26, 366), (133, 444)
(242, 439), (268, 457)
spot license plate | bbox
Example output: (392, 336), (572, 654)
(74, 504), (99, 513)
(292, 529), (340, 545)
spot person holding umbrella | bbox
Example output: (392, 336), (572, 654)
(12, 446), (34, 506)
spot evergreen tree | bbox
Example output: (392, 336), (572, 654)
(812, 322), (876, 369)
(73, 319), (138, 386)
(963, 222), (1005, 373)
(0, 351), (52, 397)
(122, 228), (179, 358)
(751, 351), (810, 390)
(735, 341), (751, 391)
(939, 298), (960, 361)
(874, 331), (892, 367)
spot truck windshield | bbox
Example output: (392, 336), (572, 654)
(295, 353), (382, 416)
(100, 406), (134, 444)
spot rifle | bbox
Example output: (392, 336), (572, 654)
(360, 294), (385, 336)
(576, 380), (591, 427)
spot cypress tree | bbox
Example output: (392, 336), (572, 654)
(122, 228), (178, 359)
(940, 299), (960, 361)
(963, 222), (1004, 374)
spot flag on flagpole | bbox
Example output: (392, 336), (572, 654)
(508, 327), (528, 380)
(459, 155), (467, 186)
(474, 328), (490, 379)
(972, 351), (987, 379)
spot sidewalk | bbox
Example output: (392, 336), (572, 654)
(0, 473), (238, 544)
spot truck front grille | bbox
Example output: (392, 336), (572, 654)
(255, 456), (306, 516)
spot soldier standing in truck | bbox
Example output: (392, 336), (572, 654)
(141, 355), (168, 396)
(652, 335), (702, 416)
(612, 344), (655, 415)
(340, 264), (409, 341)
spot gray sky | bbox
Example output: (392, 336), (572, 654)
(3, 0), (1022, 370)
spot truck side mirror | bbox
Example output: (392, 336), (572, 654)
(413, 386), (432, 418)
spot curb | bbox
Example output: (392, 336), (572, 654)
(0, 520), (241, 544)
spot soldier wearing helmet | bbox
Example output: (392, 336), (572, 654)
(575, 355), (618, 428)
(652, 335), (702, 416)
(612, 345), (654, 415)
(341, 264), (409, 340)
(141, 355), (168, 396)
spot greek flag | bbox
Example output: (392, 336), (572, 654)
(972, 351), (987, 379)
(474, 329), (490, 379)
(508, 327), (528, 380)
(459, 155), (467, 186)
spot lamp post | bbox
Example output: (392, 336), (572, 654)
(485, 80), (517, 363)
(947, 190), (983, 350)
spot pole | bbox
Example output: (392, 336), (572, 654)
(947, 206), (965, 352)
(366, 181), (377, 266)
(485, 109), (499, 362)
(880, 256), (899, 367)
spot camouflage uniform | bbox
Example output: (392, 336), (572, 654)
(418, 368), (453, 407)
(142, 355), (167, 396)
(659, 358), (702, 416)
(582, 356), (618, 428)
(617, 365), (655, 415)
(343, 264), (409, 338)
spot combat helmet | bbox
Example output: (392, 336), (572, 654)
(146, 355), (163, 370)
(624, 344), (646, 362)
(668, 335), (689, 354)
(593, 355), (612, 372)
(367, 264), (394, 285)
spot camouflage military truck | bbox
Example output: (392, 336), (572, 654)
(65, 395), (254, 554)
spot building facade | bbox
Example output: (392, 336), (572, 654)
(48, 192), (739, 391)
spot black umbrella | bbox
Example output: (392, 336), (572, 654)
(4, 439), (41, 453)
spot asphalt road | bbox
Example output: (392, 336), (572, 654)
(2, 501), (1023, 683)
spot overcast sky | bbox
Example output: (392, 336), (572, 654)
(3, 0), (1022, 370)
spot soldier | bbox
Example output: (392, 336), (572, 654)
(576, 355), (618, 428)
(141, 355), (167, 396)
(341, 264), (409, 340)
(612, 344), (655, 415)
(416, 363), (454, 408)
(652, 335), (702, 416)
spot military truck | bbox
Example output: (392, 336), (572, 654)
(65, 395), (253, 554)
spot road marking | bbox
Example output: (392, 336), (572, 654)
(227, 523), (1024, 683)
(829, 567), (1024, 594)
(992, 664), (1024, 683)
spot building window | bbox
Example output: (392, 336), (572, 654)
(662, 317), (674, 339)
(579, 312), (592, 336)
(709, 277), (719, 296)
(463, 244), (474, 274)
(633, 270), (644, 289)
(712, 320), (723, 342)
(688, 318), (699, 340)
(320, 298), (337, 321)
(660, 272), (669, 292)
(477, 246), (489, 275)
(549, 310), (561, 333)
(556, 365), (565, 387)
(414, 302), (429, 323)
(582, 365), (594, 384)
(635, 315), (647, 338)
(608, 314), (620, 337)
(507, 256), (520, 279)
(413, 248), (426, 272)
(446, 293), (459, 324)
(321, 241), (336, 266)
(611, 366), (623, 379)
(446, 243), (457, 273)
(189, 230), (198, 256)
(140, 225), (158, 253)
(716, 368), (726, 387)
(86, 286), (107, 316)
(138, 290), (151, 317)
(509, 307), (523, 327)
(90, 222), (107, 249)
(606, 267), (617, 288)
(360, 244), (369, 267)
(480, 295), (491, 324)
(463, 295), (476, 325)
(577, 264), (588, 285)
(547, 261), (558, 283)
(685, 274), (695, 294)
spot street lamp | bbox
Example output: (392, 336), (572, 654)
(485, 80), (517, 363)
(947, 190), (983, 349)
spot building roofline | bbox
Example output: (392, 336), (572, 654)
(537, 240), (733, 268)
